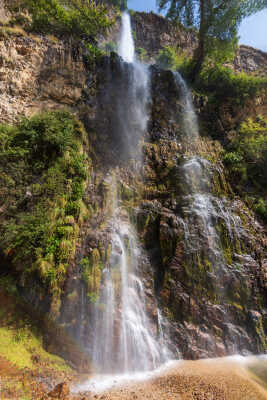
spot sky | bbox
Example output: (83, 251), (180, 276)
(128, 0), (267, 52)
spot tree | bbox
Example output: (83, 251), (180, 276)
(157, 0), (267, 79)
(100, 0), (127, 9)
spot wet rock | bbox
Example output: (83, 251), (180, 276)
(48, 382), (70, 399)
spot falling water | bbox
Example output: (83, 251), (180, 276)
(174, 71), (245, 340)
(92, 206), (170, 373)
(91, 13), (171, 373)
(174, 72), (199, 141)
(114, 12), (150, 160)
(118, 12), (135, 63)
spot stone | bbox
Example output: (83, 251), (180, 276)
(48, 382), (70, 399)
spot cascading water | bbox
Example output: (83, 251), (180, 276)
(118, 12), (135, 63)
(92, 215), (166, 372)
(70, 14), (263, 398)
(174, 72), (199, 141)
(173, 73), (246, 343)
(90, 13), (171, 374)
(174, 72), (242, 267)
(114, 12), (150, 161)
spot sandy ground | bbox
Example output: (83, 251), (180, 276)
(75, 358), (267, 400)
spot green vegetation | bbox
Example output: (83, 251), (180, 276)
(0, 286), (71, 372)
(194, 64), (267, 106)
(255, 198), (267, 221)
(136, 47), (148, 62)
(223, 116), (267, 221)
(105, 0), (127, 8)
(0, 25), (27, 38)
(0, 326), (70, 370)
(158, 0), (266, 79)
(9, 0), (113, 46)
(81, 248), (105, 302)
(155, 46), (190, 70)
(104, 40), (117, 54)
(0, 111), (91, 307)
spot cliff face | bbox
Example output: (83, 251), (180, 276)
(132, 12), (197, 61)
(0, 34), (87, 123)
(0, 13), (266, 367)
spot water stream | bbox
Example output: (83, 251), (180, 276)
(174, 72), (242, 270)
(90, 12), (171, 375)
(71, 12), (263, 397)
(92, 214), (169, 373)
(174, 72), (199, 142)
(118, 12), (135, 63)
(115, 12), (150, 161)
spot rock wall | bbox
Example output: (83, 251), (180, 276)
(0, 33), (87, 123)
(54, 54), (267, 359)
(234, 45), (267, 75)
(0, 8), (266, 364)
(132, 12), (197, 61)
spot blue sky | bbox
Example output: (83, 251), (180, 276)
(128, 0), (267, 52)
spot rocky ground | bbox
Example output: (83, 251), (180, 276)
(2, 356), (267, 399)
(70, 358), (267, 400)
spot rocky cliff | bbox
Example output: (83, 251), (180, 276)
(0, 6), (266, 371)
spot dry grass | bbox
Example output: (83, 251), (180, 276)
(0, 25), (26, 38)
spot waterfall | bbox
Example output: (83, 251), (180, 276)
(174, 72), (243, 319)
(90, 12), (171, 374)
(118, 12), (135, 63)
(113, 12), (150, 161)
(92, 195), (170, 373)
(174, 72), (199, 141)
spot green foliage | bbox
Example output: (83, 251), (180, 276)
(155, 45), (191, 72)
(0, 313), (71, 372)
(205, 36), (238, 65)
(80, 249), (103, 296)
(13, 0), (113, 44)
(194, 64), (267, 106)
(255, 198), (267, 221)
(104, 40), (117, 54)
(104, 0), (127, 8)
(157, 0), (267, 77)
(0, 276), (18, 296)
(136, 47), (148, 62)
(223, 116), (267, 220)
(87, 292), (99, 304)
(0, 111), (89, 294)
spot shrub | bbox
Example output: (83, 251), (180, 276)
(156, 46), (190, 71)
(254, 198), (267, 222)
(223, 115), (267, 220)
(0, 111), (89, 294)
(10, 0), (113, 44)
(136, 47), (148, 62)
(104, 40), (117, 54)
(194, 64), (267, 106)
